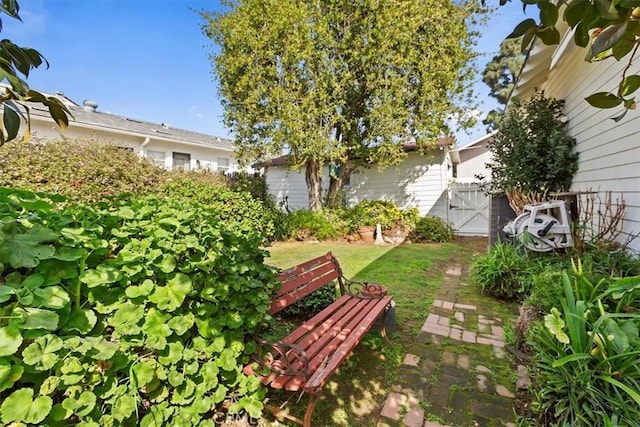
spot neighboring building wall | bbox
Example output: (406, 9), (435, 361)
(456, 140), (492, 182)
(345, 150), (450, 218)
(29, 117), (240, 173)
(265, 166), (322, 211)
(518, 40), (640, 252)
(265, 150), (451, 219)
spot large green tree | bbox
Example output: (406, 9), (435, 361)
(0, 1), (70, 145)
(481, 38), (524, 130)
(203, 0), (482, 209)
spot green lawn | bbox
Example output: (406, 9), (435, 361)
(261, 240), (484, 426)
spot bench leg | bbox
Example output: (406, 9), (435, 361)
(381, 305), (392, 346)
(304, 393), (320, 427)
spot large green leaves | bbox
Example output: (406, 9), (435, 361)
(22, 334), (63, 370)
(0, 190), (278, 426)
(0, 222), (56, 268)
(149, 273), (192, 312)
(0, 388), (53, 424)
(0, 326), (22, 357)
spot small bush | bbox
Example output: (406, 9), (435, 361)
(471, 241), (538, 300)
(409, 216), (454, 243)
(344, 200), (417, 233)
(281, 285), (338, 318)
(523, 267), (564, 314)
(285, 209), (346, 241)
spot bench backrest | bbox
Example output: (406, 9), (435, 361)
(269, 252), (344, 315)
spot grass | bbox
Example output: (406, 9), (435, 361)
(260, 240), (467, 426)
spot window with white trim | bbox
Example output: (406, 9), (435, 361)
(218, 157), (230, 171)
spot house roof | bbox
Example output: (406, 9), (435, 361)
(509, 21), (570, 102)
(263, 136), (455, 167)
(7, 86), (234, 152)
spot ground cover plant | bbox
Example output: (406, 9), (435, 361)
(527, 264), (640, 426)
(0, 188), (278, 426)
(472, 239), (640, 425)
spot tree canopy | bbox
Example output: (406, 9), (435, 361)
(481, 38), (524, 130)
(203, 0), (483, 209)
(0, 0), (70, 145)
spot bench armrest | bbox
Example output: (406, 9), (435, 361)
(343, 280), (388, 299)
(251, 337), (311, 378)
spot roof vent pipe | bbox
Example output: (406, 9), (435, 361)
(83, 99), (98, 112)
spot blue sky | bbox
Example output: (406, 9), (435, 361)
(4, 0), (529, 144)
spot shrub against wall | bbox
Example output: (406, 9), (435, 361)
(409, 216), (454, 243)
(486, 90), (579, 194)
(0, 189), (279, 425)
(0, 140), (167, 202)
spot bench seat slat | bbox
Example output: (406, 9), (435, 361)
(266, 295), (392, 391)
(304, 296), (392, 391)
(270, 268), (341, 314)
(282, 295), (357, 345)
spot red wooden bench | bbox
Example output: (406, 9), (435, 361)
(245, 252), (393, 426)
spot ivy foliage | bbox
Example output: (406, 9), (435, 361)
(0, 188), (279, 426)
(486, 90), (579, 194)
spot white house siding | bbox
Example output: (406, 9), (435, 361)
(517, 40), (640, 252)
(29, 118), (241, 173)
(456, 140), (492, 182)
(345, 150), (450, 218)
(266, 150), (451, 220)
(265, 166), (319, 211)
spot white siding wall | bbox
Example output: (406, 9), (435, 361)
(266, 150), (450, 219)
(531, 42), (640, 252)
(345, 150), (449, 218)
(456, 141), (492, 182)
(265, 166), (318, 211)
(29, 118), (240, 173)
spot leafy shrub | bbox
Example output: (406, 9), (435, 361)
(409, 216), (454, 243)
(344, 200), (417, 232)
(486, 90), (579, 194)
(0, 139), (167, 202)
(471, 241), (539, 300)
(527, 268), (640, 426)
(281, 285), (338, 318)
(0, 189), (278, 425)
(524, 266), (564, 315)
(161, 177), (279, 242)
(284, 209), (346, 241)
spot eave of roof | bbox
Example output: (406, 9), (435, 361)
(261, 136), (455, 167)
(26, 104), (235, 152)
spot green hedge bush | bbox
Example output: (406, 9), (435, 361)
(344, 200), (418, 232)
(0, 140), (167, 203)
(0, 189), (278, 426)
(284, 209), (346, 241)
(409, 216), (454, 243)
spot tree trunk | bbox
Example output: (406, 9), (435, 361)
(305, 159), (323, 211)
(325, 163), (355, 208)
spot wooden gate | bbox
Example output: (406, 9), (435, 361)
(448, 182), (489, 236)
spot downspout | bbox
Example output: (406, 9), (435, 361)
(139, 137), (150, 157)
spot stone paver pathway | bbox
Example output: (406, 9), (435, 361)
(378, 263), (517, 427)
